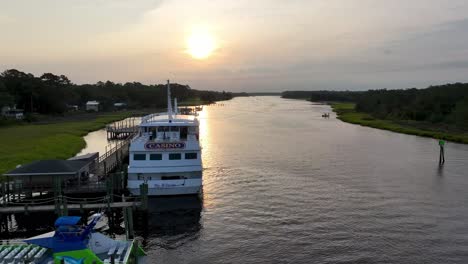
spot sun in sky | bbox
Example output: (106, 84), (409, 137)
(186, 27), (217, 59)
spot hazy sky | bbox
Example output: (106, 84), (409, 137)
(1, 0), (468, 92)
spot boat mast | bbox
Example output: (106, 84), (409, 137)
(174, 98), (178, 115)
(167, 80), (173, 120)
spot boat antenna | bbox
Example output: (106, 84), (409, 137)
(167, 80), (173, 121)
(174, 98), (178, 115)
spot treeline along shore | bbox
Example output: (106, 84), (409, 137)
(0, 69), (233, 119)
(282, 83), (468, 144)
(0, 69), (234, 175)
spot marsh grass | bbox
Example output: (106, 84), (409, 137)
(0, 112), (136, 175)
(331, 103), (468, 144)
(178, 97), (212, 106)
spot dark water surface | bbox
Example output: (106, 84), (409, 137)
(7, 97), (467, 263)
(136, 97), (468, 264)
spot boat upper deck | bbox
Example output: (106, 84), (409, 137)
(140, 112), (198, 127)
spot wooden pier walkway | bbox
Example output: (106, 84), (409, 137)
(97, 117), (140, 175)
(0, 117), (147, 219)
(97, 137), (133, 176)
(106, 117), (139, 140)
(0, 201), (141, 213)
(0, 188), (148, 215)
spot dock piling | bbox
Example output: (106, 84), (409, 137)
(123, 207), (134, 240)
(139, 183), (148, 211)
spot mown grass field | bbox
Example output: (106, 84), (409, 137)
(331, 103), (468, 144)
(0, 112), (137, 175)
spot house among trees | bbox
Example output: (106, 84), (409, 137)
(67, 104), (79, 111)
(86, 101), (100, 112)
(1, 105), (24, 119)
(113, 102), (127, 110)
(0, 69), (233, 116)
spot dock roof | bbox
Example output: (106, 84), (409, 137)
(68, 152), (98, 161)
(3, 160), (89, 176)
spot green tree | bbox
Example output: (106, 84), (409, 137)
(0, 80), (14, 108)
(452, 98), (468, 128)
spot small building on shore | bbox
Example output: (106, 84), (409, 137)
(86, 101), (100, 111)
(68, 152), (99, 174)
(67, 104), (79, 111)
(113, 102), (127, 110)
(3, 153), (98, 192)
(1, 106), (24, 120)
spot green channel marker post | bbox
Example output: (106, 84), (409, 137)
(439, 139), (446, 164)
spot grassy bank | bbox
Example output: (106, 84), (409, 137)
(331, 103), (468, 144)
(178, 97), (212, 106)
(0, 111), (141, 175)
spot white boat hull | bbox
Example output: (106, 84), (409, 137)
(128, 179), (202, 196)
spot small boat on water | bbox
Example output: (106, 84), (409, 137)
(127, 80), (203, 196)
(0, 214), (146, 264)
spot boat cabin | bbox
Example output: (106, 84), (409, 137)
(138, 114), (199, 142)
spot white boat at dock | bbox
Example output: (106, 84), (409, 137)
(127, 80), (203, 196)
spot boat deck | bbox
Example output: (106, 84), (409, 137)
(0, 240), (137, 264)
(0, 243), (50, 264)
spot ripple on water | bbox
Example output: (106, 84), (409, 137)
(134, 97), (468, 264)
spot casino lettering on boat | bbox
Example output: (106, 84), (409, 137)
(144, 142), (186, 150)
(127, 80), (203, 196)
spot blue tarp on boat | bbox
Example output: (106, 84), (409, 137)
(54, 216), (81, 227)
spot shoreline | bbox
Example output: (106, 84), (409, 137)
(330, 103), (468, 144)
(0, 100), (224, 175)
(0, 111), (144, 175)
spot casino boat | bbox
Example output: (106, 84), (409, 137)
(127, 80), (203, 196)
(0, 214), (146, 264)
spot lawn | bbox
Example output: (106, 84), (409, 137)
(331, 103), (468, 144)
(0, 112), (137, 175)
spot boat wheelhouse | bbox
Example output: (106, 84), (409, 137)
(127, 81), (203, 196)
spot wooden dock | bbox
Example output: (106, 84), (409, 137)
(106, 117), (139, 140)
(0, 118), (147, 221)
(97, 137), (133, 176)
(0, 184), (148, 218)
(0, 201), (141, 213)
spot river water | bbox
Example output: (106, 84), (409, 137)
(85, 97), (468, 263)
(133, 96), (468, 264)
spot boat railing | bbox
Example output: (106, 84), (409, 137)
(136, 134), (199, 143)
(141, 111), (199, 124)
(98, 137), (133, 163)
(0, 240), (26, 246)
(141, 113), (163, 124)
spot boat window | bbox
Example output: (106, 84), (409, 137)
(170, 126), (179, 132)
(133, 154), (146, 160)
(169, 153), (182, 160)
(157, 126), (167, 132)
(185, 153), (197, 159)
(161, 176), (182, 180)
(150, 154), (162, 160)
(180, 127), (188, 139)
